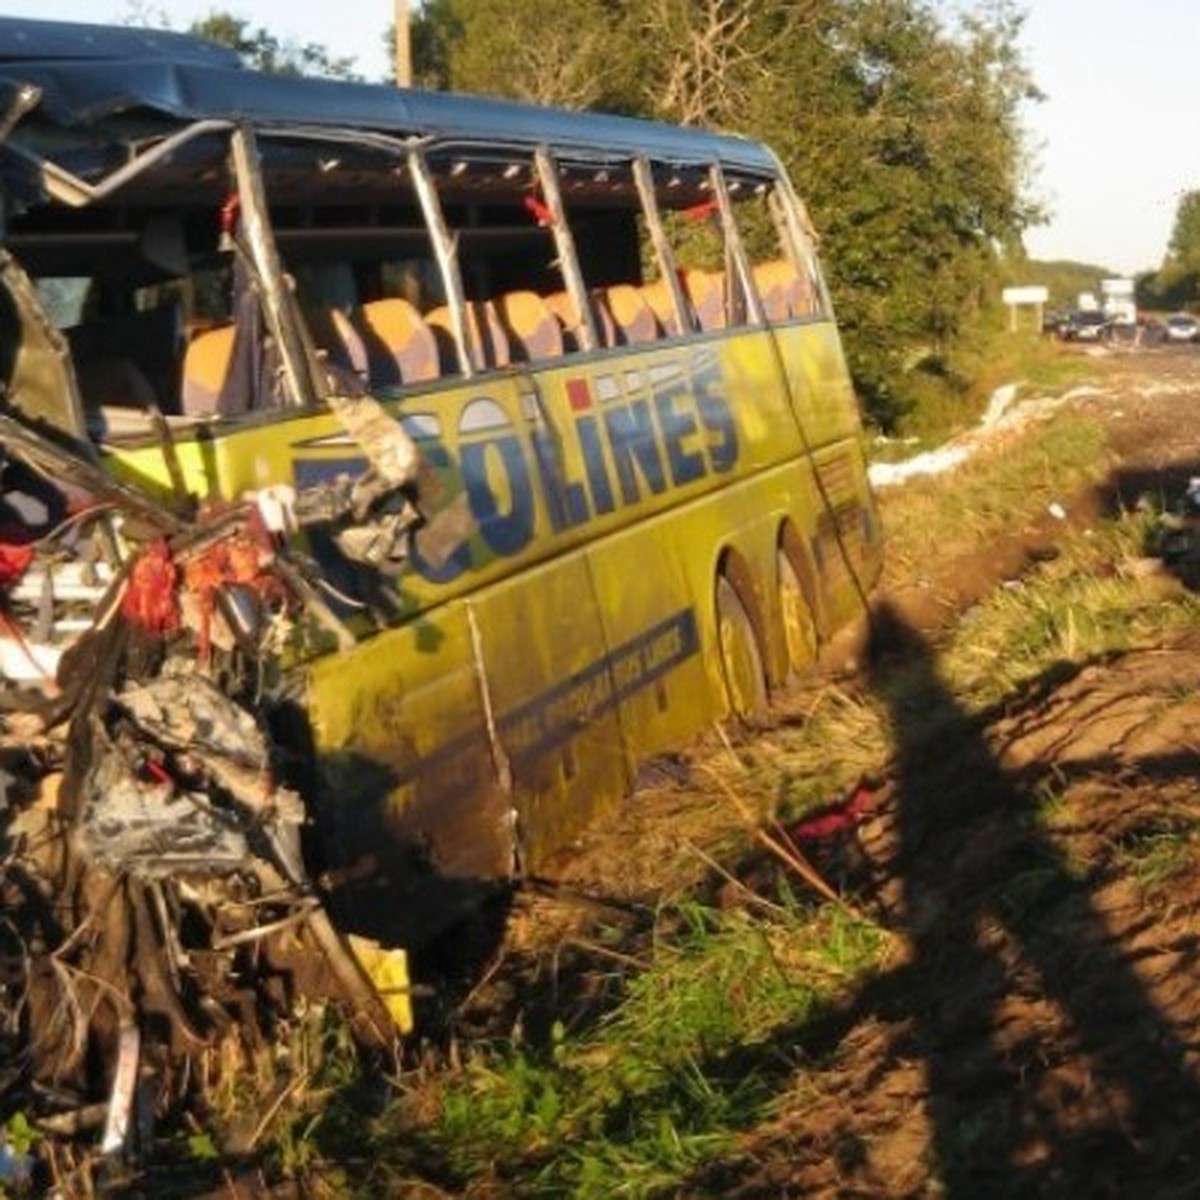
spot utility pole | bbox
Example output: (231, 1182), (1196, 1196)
(394, 0), (412, 88)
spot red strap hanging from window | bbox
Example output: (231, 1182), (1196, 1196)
(220, 193), (241, 238)
(0, 544), (34, 590)
(682, 199), (719, 222)
(523, 194), (553, 227)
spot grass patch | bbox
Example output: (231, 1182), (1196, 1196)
(886, 327), (1102, 446)
(941, 513), (1200, 709)
(1115, 820), (1200, 892)
(880, 410), (1110, 577)
(362, 900), (889, 1198)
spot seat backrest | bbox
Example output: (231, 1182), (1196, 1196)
(753, 259), (809, 322)
(180, 325), (236, 415)
(425, 301), (511, 373)
(358, 297), (439, 386)
(542, 290), (580, 349)
(641, 277), (687, 335)
(681, 269), (726, 332)
(543, 289), (616, 350)
(494, 291), (564, 362)
(602, 284), (661, 346)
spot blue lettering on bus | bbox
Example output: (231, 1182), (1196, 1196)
(575, 414), (616, 515)
(349, 606), (701, 785)
(604, 398), (667, 505)
(528, 424), (591, 532)
(695, 375), (739, 474)
(461, 434), (535, 557)
(653, 383), (706, 486)
(409, 443), (473, 583)
(499, 606), (699, 763)
(294, 351), (742, 583)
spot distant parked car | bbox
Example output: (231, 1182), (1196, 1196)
(1042, 309), (1071, 337)
(1165, 313), (1199, 343)
(1060, 310), (1109, 342)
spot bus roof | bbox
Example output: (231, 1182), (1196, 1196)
(0, 16), (241, 68)
(0, 16), (777, 177)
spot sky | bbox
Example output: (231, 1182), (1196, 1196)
(1, 1), (1198, 277)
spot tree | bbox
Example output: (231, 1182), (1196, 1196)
(183, 0), (1039, 431)
(629, 0), (1039, 426)
(421, 0), (640, 110)
(187, 13), (362, 79)
(1155, 190), (1200, 309)
(408, 0), (459, 89)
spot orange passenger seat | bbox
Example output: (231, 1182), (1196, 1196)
(680, 270), (726, 332)
(494, 291), (564, 361)
(424, 301), (511, 374)
(358, 298), (440, 386)
(753, 259), (809, 322)
(180, 325), (236, 415)
(640, 277), (688, 335)
(600, 284), (662, 346)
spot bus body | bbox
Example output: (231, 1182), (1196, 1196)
(0, 18), (881, 962)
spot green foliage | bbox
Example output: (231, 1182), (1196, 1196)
(409, 0), (460, 89)
(421, 0), (643, 109)
(2, 1113), (38, 1157)
(408, 898), (888, 1196)
(187, 13), (361, 79)
(185, 1130), (219, 1162)
(1136, 190), (1200, 312)
(424, 0), (1040, 432)
(1166, 190), (1200, 270)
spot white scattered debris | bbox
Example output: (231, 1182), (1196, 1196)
(980, 383), (1019, 428)
(1048, 502), (1067, 521)
(867, 445), (971, 487)
(868, 380), (1087, 490)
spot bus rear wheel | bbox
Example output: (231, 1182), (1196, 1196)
(778, 548), (818, 679)
(716, 574), (768, 723)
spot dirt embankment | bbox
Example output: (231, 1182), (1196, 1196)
(447, 346), (1200, 1199)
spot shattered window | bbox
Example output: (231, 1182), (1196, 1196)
(33, 275), (91, 328)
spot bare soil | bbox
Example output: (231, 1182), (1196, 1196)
(450, 344), (1200, 1198)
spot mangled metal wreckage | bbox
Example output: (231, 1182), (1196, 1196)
(0, 26), (443, 1163)
(0, 407), (416, 1159)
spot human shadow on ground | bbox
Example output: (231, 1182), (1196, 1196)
(686, 600), (1200, 1198)
(854, 600), (1200, 1197)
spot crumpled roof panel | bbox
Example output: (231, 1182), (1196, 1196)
(0, 17), (776, 175)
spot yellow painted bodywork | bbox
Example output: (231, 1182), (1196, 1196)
(100, 319), (881, 947)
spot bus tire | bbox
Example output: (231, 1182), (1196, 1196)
(778, 547), (819, 680)
(716, 574), (768, 724)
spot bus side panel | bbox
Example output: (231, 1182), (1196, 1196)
(771, 321), (863, 448)
(303, 602), (512, 949)
(584, 518), (716, 773)
(706, 331), (806, 471)
(771, 322), (883, 616)
(467, 553), (630, 871)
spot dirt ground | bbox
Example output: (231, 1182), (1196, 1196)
(454, 344), (1200, 1198)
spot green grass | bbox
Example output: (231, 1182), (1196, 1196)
(941, 513), (1200, 709)
(373, 899), (890, 1199)
(880, 409), (1110, 577)
(886, 326), (1102, 445)
(1115, 820), (1200, 892)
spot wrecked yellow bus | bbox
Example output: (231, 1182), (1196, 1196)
(0, 14), (880, 1126)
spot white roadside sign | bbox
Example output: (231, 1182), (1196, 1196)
(1002, 285), (1050, 305)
